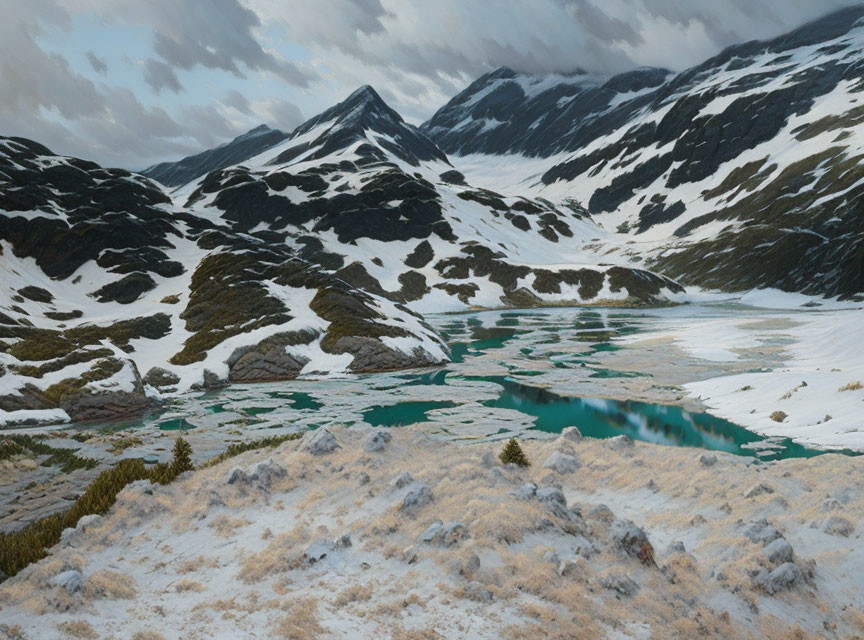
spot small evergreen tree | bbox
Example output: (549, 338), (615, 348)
(499, 438), (530, 467)
(171, 437), (194, 475)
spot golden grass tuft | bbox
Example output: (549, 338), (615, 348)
(273, 597), (327, 639)
(56, 620), (98, 639)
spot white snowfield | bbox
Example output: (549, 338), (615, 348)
(614, 290), (864, 450)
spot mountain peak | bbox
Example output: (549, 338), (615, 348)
(346, 84), (381, 102)
(270, 84), (448, 167)
(335, 85), (402, 124)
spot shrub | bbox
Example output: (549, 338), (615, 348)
(170, 437), (194, 475)
(499, 438), (530, 467)
(198, 433), (301, 469)
(838, 381), (862, 392)
(0, 435), (98, 473)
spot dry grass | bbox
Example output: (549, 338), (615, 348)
(130, 633), (165, 640)
(333, 583), (374, 607)
(176, 555), (219, 574)
(84, 570), (137, 600)
(273, 597), (327, 639)
(4, 426), (864, 639)
(208, 514), (251, 538)
(56, 620), (97, 639)
(838, 380), (862, 392)
(174, 578), (205, 593)
(389, 628), (444, 640)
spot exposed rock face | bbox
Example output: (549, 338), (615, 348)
(328, 336), (442, 372)
(0, 357), (151, 422)
(227, 332), (315, 382)
(143, 367), (180, 389)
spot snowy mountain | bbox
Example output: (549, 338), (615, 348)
(142, 124), (290, 188)
(421, 66), (670, 157)
(179, 84), (680, 311)
(423, 6), (864, 299)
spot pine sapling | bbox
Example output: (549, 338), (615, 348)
(499, 437), (530, 467)
(171, 437), (194, 475)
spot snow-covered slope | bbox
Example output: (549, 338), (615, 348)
(0, 136), (448, 426)
(423, 6), (864, 299)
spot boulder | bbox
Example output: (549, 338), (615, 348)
(824, 516), (854, 537)
(304, 428), (340, 455)
(603, 435), (634, 450)
(420, 521), (469, 546)
(511, 483), (537, 500)
(756, 562), (804, 594)
(764, 538), (794, 564)
(461, 553), (480, 578)
(392, 472), (415, 489)
(364, 429), (392, 452)
(743, 519), (783, 545)
(462, 581), (494, 602)
(543, 451), (580, 474)
(536, 486), (567, 506)
(611, 519), (655, 565)
(400, 484), (433, 514)
(143, 367), (180, 388)
(743, 483), (775, 498)
(50, 569), (84, 595)
(559, 426), (583, 442)
(248, 458), (286, 488)
(698, 453), (718, 467)
(599, 573), (639, 596)
(588, 504), (615, 524)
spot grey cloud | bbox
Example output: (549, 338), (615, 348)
(95, 0), (317, 87)
(222, 89), (252, 114)
(264, 100), (304, 131)
(0, 0), (250, 168)
(143, 58), (182, 93)
(86, 50), (108, 74)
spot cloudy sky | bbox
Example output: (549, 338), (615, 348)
(0, 0), (856, 168)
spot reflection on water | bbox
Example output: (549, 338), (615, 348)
(487, 378), (824, 459)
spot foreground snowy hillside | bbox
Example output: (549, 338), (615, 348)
(3, 426), (863, 638)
